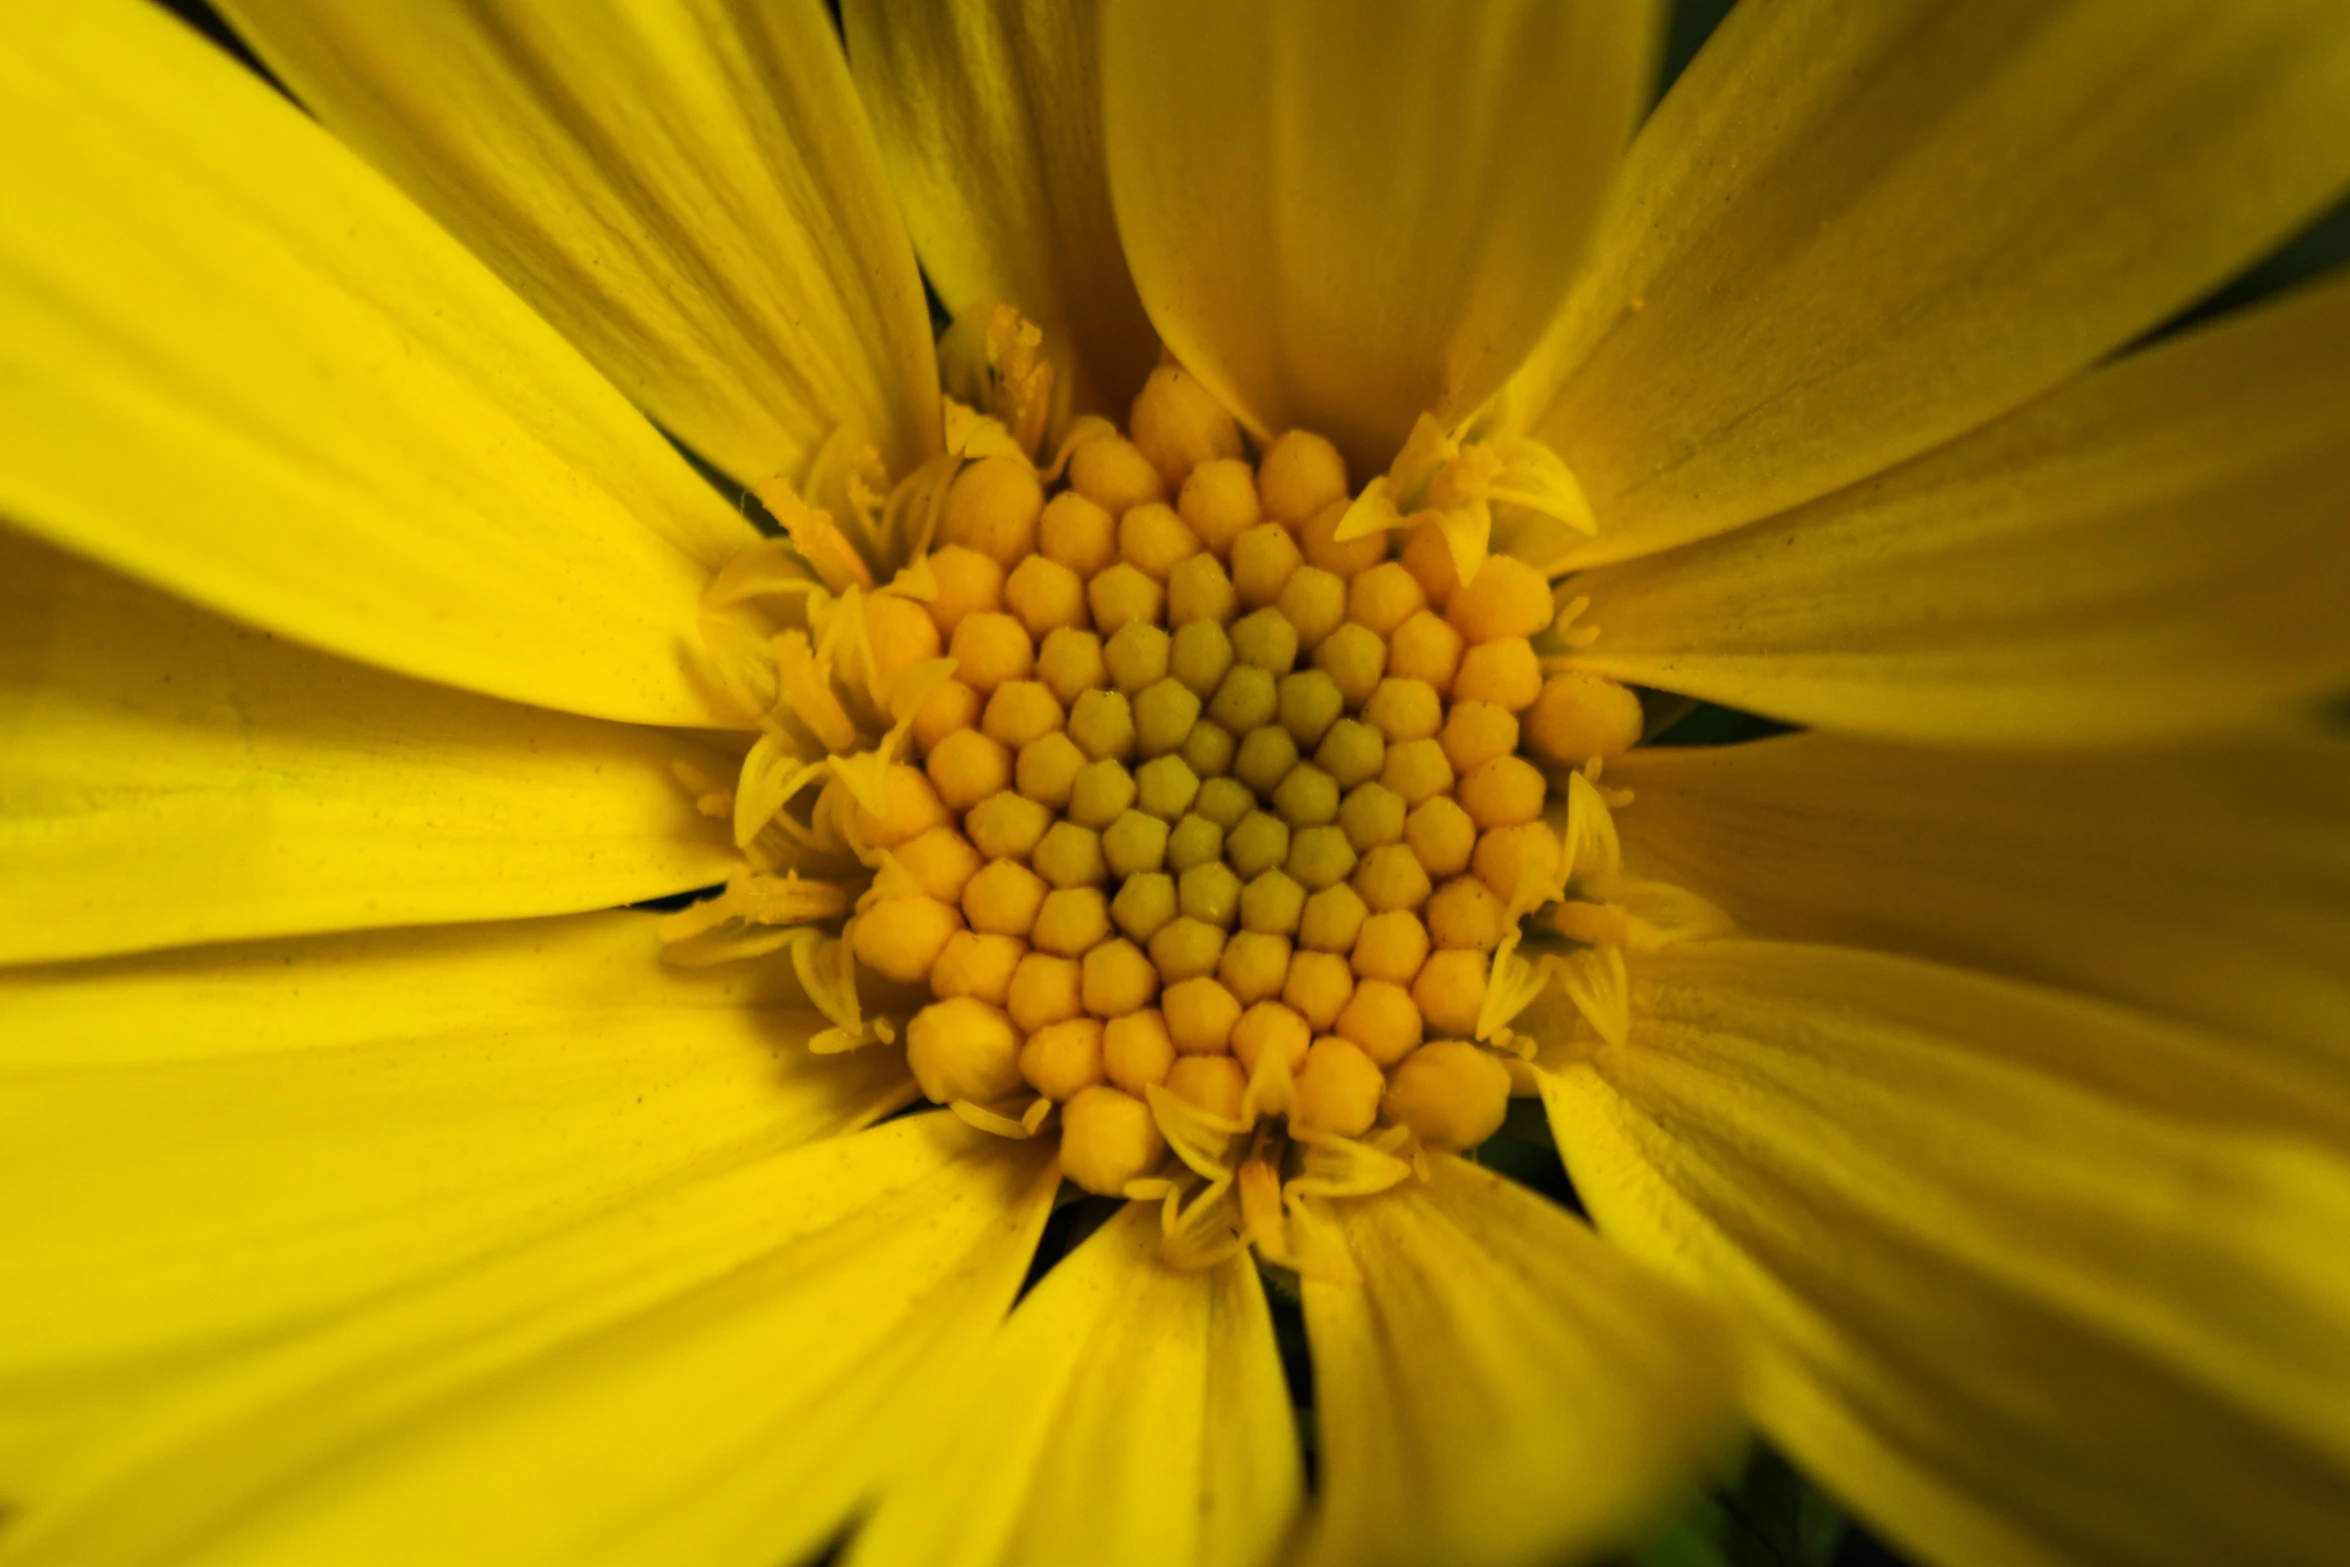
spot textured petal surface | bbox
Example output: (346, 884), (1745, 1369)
(0, 533), (737, 965)
(845, 0), (1157, 418)
(1299, 1154), (1741, 1567)
(0, 0), (758, 726)
(1566, 277), (2350, 745)
(1512, 0), (2350, 567)
(3, 1116), (1048, 1567)
(1541, 942), (2350, 1567)
(1612, 733), (2350, 1082)
(223, 0), (940, 484)
(0, 911), (909, 1394)
(850, 1202), (1298, 1567)
(1103, 0), (1657, 470)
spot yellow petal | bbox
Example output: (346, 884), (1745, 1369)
(849, 1202), (1298, 1567)
(1541, 941), (2350, 1567)
(1299, 1154), (1742, 1567)
(1565, 275), (2350, 745)
(1612, 732), (2350, 1089)
(0, 911), (910, 1391)
(844, 0), (1158, 419)
(4, 1116), (1049, 1567)
(1512, 0), (2350, 568)
(0, 1), (761, 727)
(221, 0), (940, 485)
(1101, 0), (1659, 472)
(0, 532), (736, 965)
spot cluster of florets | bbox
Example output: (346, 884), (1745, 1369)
(830, 366), (1645, 1197)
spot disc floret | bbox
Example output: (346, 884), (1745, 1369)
(683, 314), (1722, 1275)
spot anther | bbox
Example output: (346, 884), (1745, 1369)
(907, 998), (1025, 1105)
(1314, 622), (1387, 708)
(1104, 1009), (1176, 1093)
(1130, 365), (1244, 488)
(1283, 951), (1355, 1031)
(941, 454), (1044, 567)
(1382, 1042), (1511, 1152)
(1167, 1055), (1248, 1120)
(1104, 622), (1173, 694)
(948, 611), (1035, 694)
(1177, 458), (1262, 554)
(1119, 502), (1202, 581)
(1219, 932), (1293, 1004)
(933, 930), (1025, 1004)
(1067, 434), (1165, 516)
(1454, 637), (1542, 712)
(1446, 555), (1554, 643)
(1021, 1017), (1107, 1101)
(1060, 1085), (1166, 1195)
(1036, 627), (1106, 706)
(1167, 554), (1239, 628)
(1004, 554), (1088, 639)
(1039, 491), (1118, 579)
(1163, 976), (1243, 1054)
(1007, 952), (1083, 1033)
(1083, 937), (1160, 1015)
(1388, 610), (1464, 690)
(1526, 672), (1645, 767)
(963, 858), (1047, 936)
(851, 895), (961, 983)
(1110, 873), (1177, 944)
(1275, 567), (1347, 650)
(925, 545), (1006, 638)
(1256, 430), (1350, 525)
(966, 790), (1052, 861)
(981, 680), (1065, 750)
(1291, 1037), (1383, 1137)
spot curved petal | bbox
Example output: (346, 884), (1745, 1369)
(4, 1116), (1048, 1567)
(1611, 733), (2350, 1084)
(0, 911), (911, 1394)
(0, 0), (760, 727)
(1298, 1154), (1742, 1567)
(849, 1203), (1299, 1567)
(1102, 0), (1658, 471)
(220, 0), (940, 485)
(844, 0), (1157, 419)
(0, 533), (737, 965)
(1564, 274), (2350, 747)
(1541, 941), (2350, 1567)
(1511, 0), (2350, 568)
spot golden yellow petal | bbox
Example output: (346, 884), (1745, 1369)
(0, 1), (760, 726)
(221, 0), (940, 484)
(1612, 732), (2350, 1086)
(4, 1117), (1050, 1567)
(1102, 0), (1659, 473)
(849, 1202), (1298, 1567)
(1566, 275), (2350, 745)
(1542, 941), (2350, 1567)
(0, 532), (738, 965)
(844, 0), (1158, 421)
(1299, 1153), (1742, 1567)
(1513, 0), (2350, 567)
(0, 911), (910, 1406)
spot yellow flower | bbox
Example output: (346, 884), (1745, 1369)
(3, 1), (2348, 1565)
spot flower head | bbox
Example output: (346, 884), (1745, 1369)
(3, 3), (2349, 1567)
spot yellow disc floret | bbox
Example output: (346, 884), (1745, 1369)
(688, 325), (1722, 1277)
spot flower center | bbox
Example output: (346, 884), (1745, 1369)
(684, 309), (1714, 1276)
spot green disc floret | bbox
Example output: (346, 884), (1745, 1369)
(1102, 808), (1171, 878)
(1226, 810), (1291, 878)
